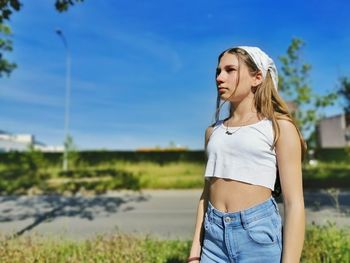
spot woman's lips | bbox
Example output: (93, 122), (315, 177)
(218, 88), (227, 93)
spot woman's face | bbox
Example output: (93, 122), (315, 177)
(216, 52), (256, 102)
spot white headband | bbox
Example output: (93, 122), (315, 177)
(237, 46), (278, 91)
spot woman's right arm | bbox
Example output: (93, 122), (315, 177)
(188, 180), (210, 261)
(188, 127), (213, 262)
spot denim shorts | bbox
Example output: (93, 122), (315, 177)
(200, 196), (282, 263)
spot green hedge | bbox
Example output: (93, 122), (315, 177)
(0, 150), (206, 166)
(1, 148), (349, 165)
(314, 148), (350, 162)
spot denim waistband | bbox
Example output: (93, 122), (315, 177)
(206, 196), (279, 229)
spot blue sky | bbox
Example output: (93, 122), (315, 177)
(1, 0), (350, 150)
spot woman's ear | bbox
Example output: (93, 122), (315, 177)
(252, 71), (263, 87)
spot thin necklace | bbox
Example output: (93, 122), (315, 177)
(225, 114), (256, 135)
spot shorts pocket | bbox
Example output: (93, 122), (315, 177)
(247, 215), (278, 246)
(203, 213), (223, 243)
(202, 214), (210, 247)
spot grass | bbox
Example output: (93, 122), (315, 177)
(0, 222), (349, 263)
(46, 160), (350, 190)
(0, 160), (349, 194)
(51, 161), (205, 191)
(113, 161), (204, 189)
(0, 233), (190, 263)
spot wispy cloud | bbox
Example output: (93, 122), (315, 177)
(1, 85), (63, 107)
(0, 117), (64, 143)
(73, 22), (183, 73)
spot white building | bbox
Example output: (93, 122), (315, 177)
(0, 130), (63, 152)
(317, 113), (350, 148)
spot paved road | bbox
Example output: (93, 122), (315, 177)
(0, 190), (349, 240)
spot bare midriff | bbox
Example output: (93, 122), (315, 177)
(208, 177), (272, 213)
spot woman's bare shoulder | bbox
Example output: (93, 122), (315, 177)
(276, 119), (301, 147)
(276, 119), (298, 133)
(205, 126), (214, 135)
(204, 122), (218, 148)
(205, 126), (213, 145)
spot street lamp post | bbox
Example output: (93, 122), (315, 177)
(55, 29), (71, 171)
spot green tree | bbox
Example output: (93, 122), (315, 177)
(0, 0), (84, 77)
(0, 23), (16, 77)
(337, 77), (350, 114)
(64, 134), (80, 169)
(338, 77), (350, 157)
(21, 144), (48, 172)
(278, 38), (338, 145)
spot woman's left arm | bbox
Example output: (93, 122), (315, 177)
(276, 119), (305, 263)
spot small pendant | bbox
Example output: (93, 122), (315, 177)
(225, 127), (241, 135)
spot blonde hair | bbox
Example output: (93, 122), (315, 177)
(212, 47), (307, 195)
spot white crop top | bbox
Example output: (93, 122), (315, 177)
(204, 118), (277, 190)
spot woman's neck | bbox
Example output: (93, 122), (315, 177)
(229, 98), (257, 120)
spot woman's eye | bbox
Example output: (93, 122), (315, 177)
(227, 68), (236, 72)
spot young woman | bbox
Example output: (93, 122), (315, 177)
(188, 46), (306, 263)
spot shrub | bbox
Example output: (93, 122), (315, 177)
(302, 221), (350, 262)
